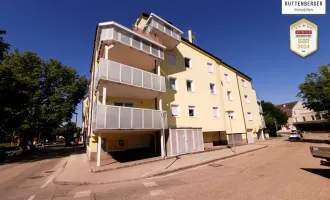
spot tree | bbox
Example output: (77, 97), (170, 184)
(55, 122), (80, 142)
(297, 65), (330, 120)
(0, 30), (10, 62)
(261, 101), (288, 136)
(0, 49), (88, 137)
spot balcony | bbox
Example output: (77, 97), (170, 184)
(144, 13), (183, 50)
(92, 104), (168, 133)
(97, 22), (166, 71)
(95, 59), (166, 99)
(260, 115), (266, 128)
(259, 105), (263, 113)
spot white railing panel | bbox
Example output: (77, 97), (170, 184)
(120, 107), (132, 129)
(144, 110), (153, 129)
(108, 61), (120, 82)
(160, 76), (166, 92)
(133, 109), (143, 129)
(120, 64), (132, 85)
(152, 74), (161, 91)
(143, 71), (152, 89)
(132, 68), (143, 87)
(153, 110), (162, 129)
(106, 105), (119, 128)
(96, 105), (106, 129)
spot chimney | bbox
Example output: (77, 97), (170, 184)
(188, 29), (193, 43)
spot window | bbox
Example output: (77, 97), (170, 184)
(171, 104), (180, 117)
(247, 112), (253, 121)
(316, 115), (321, 120)
(224, 73), (230, 82)
(210, 83), (216, 94)
(294, 111), (296, 115)
(184, 57), (191, 68)
(188, 105), (196, 117)
(213, 107), (219, 118)
(244, 95), (250, 103)
(303, 117), (306, 121)
(168, 54), (176, 65)
(169, 77), (178, 90)
(227, 91), (233, 100)
(322, 114), (327, 119)
(229, 112), (236, 120)
(242, 79), (247, 87)
(186, 80), (194, 92)
(311, 116), (315, 120)
(114, 102), (134, 107)
(207, 62), (214, 73)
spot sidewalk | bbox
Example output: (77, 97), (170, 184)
(54, 139), (283, 185)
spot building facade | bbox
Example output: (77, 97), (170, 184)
(83, 13), (265, 166)
(276, 101), (328, 132)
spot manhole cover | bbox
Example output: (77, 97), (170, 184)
(208, 163), (223, 167)
(29, 175), (44, 179)
(45, 171), (54, 173)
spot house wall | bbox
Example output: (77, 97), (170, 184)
(161, 41), (225, 132)
(291, 101), (318, 123)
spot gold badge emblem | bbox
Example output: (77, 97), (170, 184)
(290, 19), (318, 57)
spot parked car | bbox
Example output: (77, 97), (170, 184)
(0, 148), (7, 161)
(5, 147), (23, 157)
(310, 146), (330, 166)
(288, 132), (301, 140)
(35, 143), (45, 150)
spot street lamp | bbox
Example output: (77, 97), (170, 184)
(225, 110), (236, 153)
(73, 112), (78, 153)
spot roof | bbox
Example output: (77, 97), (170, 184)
(181, 38), (252, 81)
(276, 101), (299, 117)
(276, 101), (299, 110)
(141, 13), (174, 25)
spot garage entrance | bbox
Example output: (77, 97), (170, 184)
(246, 129), (254, 144)
(166, 128), (204, 156)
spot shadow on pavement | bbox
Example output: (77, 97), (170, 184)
(0, 145), (85, 166)
(288, 139), (330, 144)
(301, 168), (330, 179)
(109, 148), (158, 163)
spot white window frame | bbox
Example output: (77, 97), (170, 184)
(188, 105), (197, 117)
(213, 107), (219, 118)
(229, 111), (236, 120)
(242, 79), (247, 87)
(169, 77), (178, 90)
(184, 57), (192, 68)
(227, 91), (233, 101)
(247, 112), (253, 121)
(210, 83), (216, 94)
(168, 53), (176, 66)
(207, 62), (214, 73)
(186, 79), (194, 92)
(170, 104), (180, 118)
(224, 73), (230, 83)
(244, 95), (250, 104)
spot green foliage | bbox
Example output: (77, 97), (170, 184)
(0, 30), (10, 62)
(261, 101), (288, 135)
(0, 49), (88, 135)
(55, 122), (81, 141)
(297, 65), (330, 120)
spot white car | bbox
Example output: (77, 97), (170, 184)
(6, 147), (23, 157)
(35, 143), (45, 150)
(288, 132), (301, 140)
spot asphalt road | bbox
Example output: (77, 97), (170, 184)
(1, 140), (330, 200)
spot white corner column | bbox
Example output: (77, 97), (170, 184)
(157, 61), (165, 158)
(97, 134), (102, 167)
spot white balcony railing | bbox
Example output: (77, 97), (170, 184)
(93, 104), (168, 131)
(145, 13), (183, 41)
(98, 22), (165, 60)
(259, 105), (263, 113)
(260, 115), (266, 128)
(95, 59), (166, 93)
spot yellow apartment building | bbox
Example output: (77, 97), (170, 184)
(83, 13), (266, 166)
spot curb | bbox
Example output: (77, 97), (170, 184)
(147, 145), (268, 177)
(53, 145), (268, 186)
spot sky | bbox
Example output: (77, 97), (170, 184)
(1, 0), (329, 127)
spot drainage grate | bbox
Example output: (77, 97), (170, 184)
(29, 175), (44, 179)
(208, 163), (223, 167)
(45, 171), (54, 173)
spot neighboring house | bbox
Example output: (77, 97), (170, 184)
(83, 13), (265, 166)
(276, 101), (328, 132)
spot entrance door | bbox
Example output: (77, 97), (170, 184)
(177, 129), (187, 155)
(246, 130), (254, 144)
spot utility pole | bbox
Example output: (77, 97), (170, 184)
(226, 110), (235, 153)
